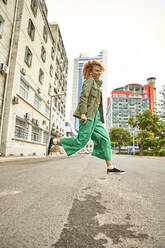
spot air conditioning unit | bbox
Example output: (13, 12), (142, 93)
(0, 63), (9, 74)
(36, 120), (39, 126)
(32, 119), (39, 126)
(42, 120), (46, 125)
(12, 96), (19, 104)
(20, 68), (26, 75)
(25, 113), (30, 119)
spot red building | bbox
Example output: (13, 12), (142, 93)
(106, 77), (156, 131)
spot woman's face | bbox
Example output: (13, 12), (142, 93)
(90, 65), (102, 79)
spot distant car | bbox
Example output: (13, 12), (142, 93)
(78, 149), (86, 154)
(78, 149), (90, 154)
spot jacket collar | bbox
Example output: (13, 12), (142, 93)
(88, 76), (103, 87)
(94, 78), (103, 88)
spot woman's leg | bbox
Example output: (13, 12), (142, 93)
(91, 121), (111, 162)
(106, 160), (112, 167)
(91, 112), (126, 174)
(58, 119), (94, 156)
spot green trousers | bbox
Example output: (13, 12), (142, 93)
(60, 110), (111, 161)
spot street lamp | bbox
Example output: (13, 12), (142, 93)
(46, 87), (64, 155)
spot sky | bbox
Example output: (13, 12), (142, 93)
(46, 0), (165, 109)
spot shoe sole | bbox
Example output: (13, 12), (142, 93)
(107, 171), (127, 175)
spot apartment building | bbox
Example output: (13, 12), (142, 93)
(106, 77), (156, 133)
(49, 23), (68, 138)
(0, 0), (17, 135)
(0, 0), (68, 156)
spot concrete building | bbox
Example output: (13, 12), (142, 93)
(65, 120), (77, 137)
(70, 50), (108, 131)
(49, 23), (68, 137)
(0, 0), (68, 156)
(0, 0), (17, 140)
(106, 77), (156, 133)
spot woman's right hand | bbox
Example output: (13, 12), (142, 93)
(81, 114), (87, 124)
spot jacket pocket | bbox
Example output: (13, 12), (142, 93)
(91, 87), (99, 97)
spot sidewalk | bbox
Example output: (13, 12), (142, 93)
(142, 155), (165, 160)
(0, 153), (67, 163)
(0, 153), (164, 164)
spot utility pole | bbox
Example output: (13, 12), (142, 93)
(46, 89), (64, 156)
(132, 131), (135, 155)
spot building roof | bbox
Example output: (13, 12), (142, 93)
(125, 83), (142, 87)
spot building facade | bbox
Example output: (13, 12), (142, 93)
(49, 23), (68, 138)
(65, 121), (77, 137)
(70, 50), (108, 131)
(106, 77), (156, 133)
(0, 0), (68, 156)
(0, 0), (17, 141)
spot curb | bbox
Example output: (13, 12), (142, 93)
(113, 154), (165, 160)
(0, 153), (67, 163)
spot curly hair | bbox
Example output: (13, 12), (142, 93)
(82, 60), (105, 80)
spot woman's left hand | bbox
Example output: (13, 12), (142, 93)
(81, 114), (87, 124)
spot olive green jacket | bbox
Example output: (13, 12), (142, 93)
(73, 76), (104, 123)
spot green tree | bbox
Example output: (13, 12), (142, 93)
(128, 110), (160, 155)
(158, 83), (165, 119)
(109, 127), (131, 152)
(155, 120), (165, 151)
(137, 120), (165, 155)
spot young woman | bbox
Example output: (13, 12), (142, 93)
(48, 60), (126, 174)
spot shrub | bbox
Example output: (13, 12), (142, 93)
(143, 150), (154, 156)
(130, 150), (140, 155)
(159, 149), (165, 156)
(116, 151), (128, 155)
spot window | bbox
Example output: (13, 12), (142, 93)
(53, 97), (57, 107)
(41, 46), (46, 62)
(15, 117), (29, 140)
(28, 19), (35, 41)
(41, 1), (48, 16)
(31, 0), (38, 17)
(39, 68), (44, 84)
(43, 26), (48, 43)
(45, 105), (50, 118)
(61, 106), (63, 114)
(2, 0), (7, 4)
(58, 102), (60, 112)
(49, 64), (53, 77)
(119, 94), (126, 97)
(136, 95), (142, 98)
(31, 126), (41, 142)
(51, 47), (55, 60)
(24, 46), (32, 67)
(0, 15), (5, 38)
(43, 131), (48, 144)
(19, 78), (29, 100)
(34, 94), (41, 110)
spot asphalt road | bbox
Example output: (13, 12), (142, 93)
(0, 154), (165, 248)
